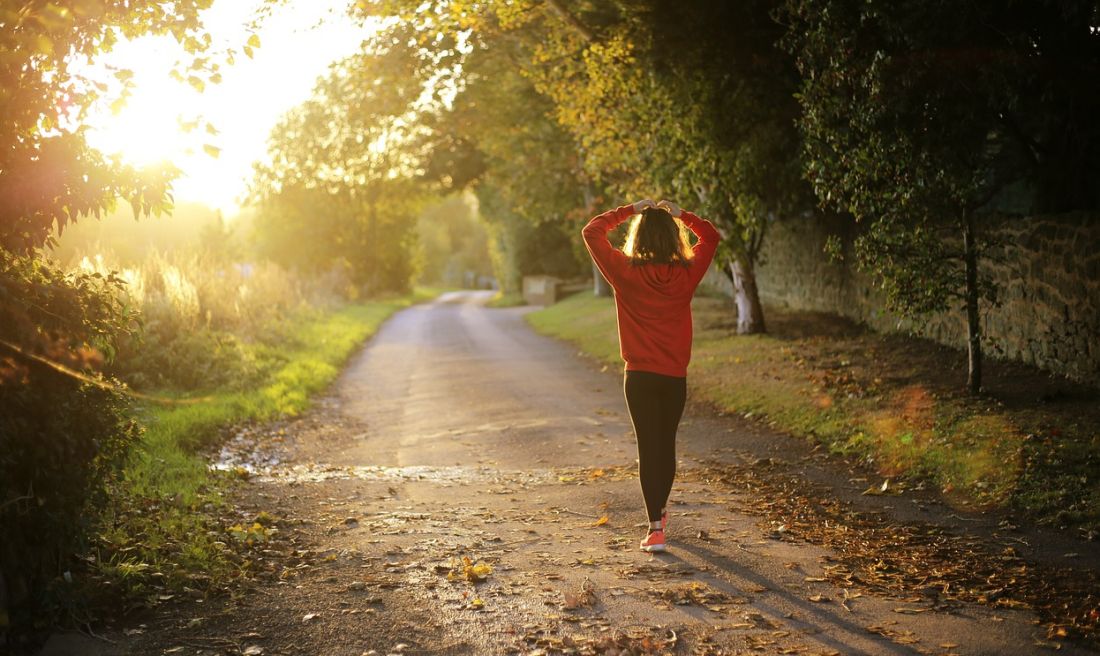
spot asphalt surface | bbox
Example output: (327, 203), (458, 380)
(68, 290), (1097, 656)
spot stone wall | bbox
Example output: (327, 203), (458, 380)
(700, 212), (1100, 383)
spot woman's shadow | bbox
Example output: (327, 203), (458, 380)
(652, 540), (926, 656)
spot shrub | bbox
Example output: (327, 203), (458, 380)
(0, 251), (139, 639)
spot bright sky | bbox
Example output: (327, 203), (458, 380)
(85, 0), (376, 216)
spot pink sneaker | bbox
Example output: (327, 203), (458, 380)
(640, 529), (666, 553)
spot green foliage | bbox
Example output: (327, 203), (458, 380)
(416, 194), (493, 287)
(528, 0), (808, 253)
(249, 32), (439, 294)
(0, 1), (242, 639)
(778, 0), (1100, 389)
(784, 0), (1100, 317)
(0, 252), (141, 635)
(476, 184), (588, 294)
(0, 0), (220, 253)
(451, 35), (594, 289)
(0, 250), (136, 363)
(251, 184), (418, 294)
(356, 0), (811, 329)
(399, 12), (593, 290)
(1, 380), (142, 631)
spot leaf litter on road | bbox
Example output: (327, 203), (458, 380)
(697, 461), (1100, 646)
(562, 577), (598, 610)
(647, 581), (748, 611)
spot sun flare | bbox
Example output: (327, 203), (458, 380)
(91, 95), (194, 168)
(81, 0), (374, 214)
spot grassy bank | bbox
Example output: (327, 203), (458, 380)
(527, 293), (1100, 535)
(89, 290), (437, 605)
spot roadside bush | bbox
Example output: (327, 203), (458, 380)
(0, 251), (139, 640)
(0, 377), (140, 633)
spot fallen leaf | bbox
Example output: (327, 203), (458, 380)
(592, 515), (609, 527)
(463, 557), (492, 582)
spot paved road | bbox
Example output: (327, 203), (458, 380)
(336, 290), (638, 470)
(99, 290), (1095, 656)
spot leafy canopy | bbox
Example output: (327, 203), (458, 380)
(0, 1), (227, 254)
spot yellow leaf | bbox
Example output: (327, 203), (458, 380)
(463, 559), (492, 582)
(592, 515), (609, 527)
(203, 144), (221, 158)
(247, 33), (261, 49)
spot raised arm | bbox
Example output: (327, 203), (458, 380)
(582, 200), (653, 287)
(657, 200), (721, 285)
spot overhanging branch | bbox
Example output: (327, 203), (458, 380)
(543, 0), (595, 43)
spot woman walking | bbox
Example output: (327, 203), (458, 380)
(582, 198), (720, 552)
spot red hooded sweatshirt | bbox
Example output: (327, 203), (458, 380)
(582, 204), (721, 378)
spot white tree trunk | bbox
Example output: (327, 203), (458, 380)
(730, 255), (766, 334)
(593, 261), (612, 297)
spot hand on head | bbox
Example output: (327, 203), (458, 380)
(656, 199), (682, 218)
(633, 198), (683, 217)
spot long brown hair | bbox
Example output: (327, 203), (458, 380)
(622, 207), (694, 266)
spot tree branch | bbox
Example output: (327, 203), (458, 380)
(543, 0), (595, 43)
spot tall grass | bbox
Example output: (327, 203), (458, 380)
(74, 249), (354, 390)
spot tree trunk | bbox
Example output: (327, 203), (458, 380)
(729, 255), (766, 334)
(580, 174), (610, 297)
(963, 209), (983, 394)
(593, 261), (612, 297)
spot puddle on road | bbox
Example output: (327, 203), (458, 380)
(218, 461), (553, 486)
(210, 419), (636, 486)
(211, 432), (558, 485)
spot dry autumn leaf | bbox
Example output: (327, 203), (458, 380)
(461, 556), (492, 582)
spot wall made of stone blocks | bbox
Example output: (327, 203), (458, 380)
(700, 213), (1099, 383)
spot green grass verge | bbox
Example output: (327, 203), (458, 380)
(90, 290), (438, 603)
(527, 293), (1100, 535)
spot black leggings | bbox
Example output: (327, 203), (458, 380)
(623, 370), (687, 523)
